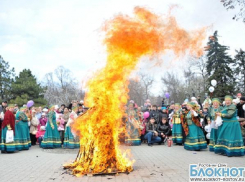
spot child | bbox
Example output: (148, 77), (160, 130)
(36, 125), (46, 146)
(39, 113), (47, 127)
(63, 112), (80, 149)
(57, 114), (65, 144)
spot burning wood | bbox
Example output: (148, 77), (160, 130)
(64, 6), (206, 177)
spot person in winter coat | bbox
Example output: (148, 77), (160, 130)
(150, 105), (161, 125)
(157, 114), (172, 144)
(39, 113), (47, 126)
(30, 110), (39, 145)
(144, 117), (161, 146)
(57, 114), (65, 144)
(237, 97), (245, 121)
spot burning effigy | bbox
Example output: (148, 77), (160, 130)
(63, 6), (206, 177)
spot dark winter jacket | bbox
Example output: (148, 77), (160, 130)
(156, 123), (172, 136)
(150, 110), (161, 124)
(237, 103), (245, 118)
(145, 122), (158, 133)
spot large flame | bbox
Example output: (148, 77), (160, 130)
(65, 7), (206, 176)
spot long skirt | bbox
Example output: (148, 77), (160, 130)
(209, 128), (218, 152)
(15, 121), (31, 150)
(125, 122), (141, 146)
(214, 122), (244, 156)
(63, 126), (80, 149)
(40, 123), (61, 149)
(172, 121), (183, 144)
(0, 127), (17, 152)
(184, 124), (207, 151)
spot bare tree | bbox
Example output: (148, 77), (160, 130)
(43, 66), (84, 106)
(185, 56), (208, 97)
(221, 0), (245, 22)
(127, 73), (154, 106)
(128, 79), (145, 106)
(139, 73), (154, 101)
(161, 72), (186, 103)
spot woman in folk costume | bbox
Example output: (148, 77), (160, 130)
(181, 102), (207, 151)
(63, 111), (80, 149)
(41, 105), (61, 148)
(125, 103), (141, 146)
(215, 95), (244, 156)
(15, 106), (31, 150)
(208, 98), (223, 152)
(0, 104), (17, 153)
(171, 103), (183, 145)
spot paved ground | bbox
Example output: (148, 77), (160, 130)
(0, 143), (244, 182)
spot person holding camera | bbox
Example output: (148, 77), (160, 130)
(144, 117), (161, 146)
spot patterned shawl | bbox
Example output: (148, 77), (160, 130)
(181, 110), (201, 136)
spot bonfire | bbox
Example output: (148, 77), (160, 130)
(64, 6), (206, 177)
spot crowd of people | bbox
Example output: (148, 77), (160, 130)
(0, 100), (86, 153)
(125, 93), (245, 157)
(0, 94), (245, 157)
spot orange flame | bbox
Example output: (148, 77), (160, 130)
(65, 6), (206, 176)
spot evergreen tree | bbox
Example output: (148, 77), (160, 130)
(205, 31), (236, 98)
(10, 69), (47, 106)
(234, 49), (245, 93)
(0, 56), (15, 101)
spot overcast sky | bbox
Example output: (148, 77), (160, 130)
(0, 0), (244, 95)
